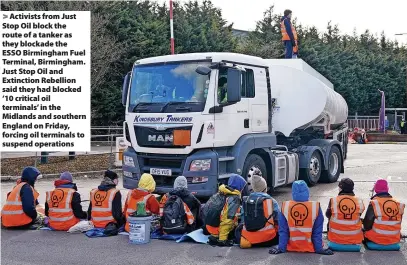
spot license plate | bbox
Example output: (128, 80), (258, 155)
(150, 168), (172, 176)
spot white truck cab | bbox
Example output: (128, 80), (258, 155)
(121, 52), (348, 197)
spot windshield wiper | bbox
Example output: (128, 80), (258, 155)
(160, 101), (184, 112)
(132, 102), (153, 112)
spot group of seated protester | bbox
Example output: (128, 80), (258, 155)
(2, 167), (404, 254)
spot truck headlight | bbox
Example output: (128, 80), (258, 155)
(123, 171), (133, 178)
(189, 159), (211, 171)
(191, 176), (209, 183)
(123, 156), (135, 167)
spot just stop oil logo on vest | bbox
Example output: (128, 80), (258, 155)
(51, 189), (65, 207)
(338, 198), (357, 219)
(383, 200), (400, 220)
(94, 191), (107, 206)
(290, 203), (308, 226)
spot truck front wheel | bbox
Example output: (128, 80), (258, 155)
(321, 146), (342, 183)
(242, 154), (267, 194)
(300, 151), (322, 186)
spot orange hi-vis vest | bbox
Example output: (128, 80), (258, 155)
(159, 193), (195, 226)
(282, 200), (319, 253)
(365, 197), (405, 245)
(90, 188), (119, 228)
(241, 198), (277, 245)
(328, 195), (365, 244)
(281, 18), (298, 53)
(124, 193), (155, 232)
(1, 182), (40, 227)
(46, 188), (80, 231)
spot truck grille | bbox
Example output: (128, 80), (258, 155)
(134, 125), (192, 148)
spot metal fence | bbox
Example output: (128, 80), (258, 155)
(347, 116), (379, 130)
(91, 126), (123, 145)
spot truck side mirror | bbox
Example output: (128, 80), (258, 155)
(226, 68), (242, 103)
(196, 66), (211, 75)
(122, 72), (131, 106)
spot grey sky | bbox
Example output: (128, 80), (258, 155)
(156, 0), (407, 44)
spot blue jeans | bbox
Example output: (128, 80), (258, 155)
(284, 40), (297, 58)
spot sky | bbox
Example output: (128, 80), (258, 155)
(155, 0), (407, 44)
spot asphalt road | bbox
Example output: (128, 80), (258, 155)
(2, 144), (407, 265)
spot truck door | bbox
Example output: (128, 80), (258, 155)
(249, 67), (269, 133)
(213, 67), (250, 147)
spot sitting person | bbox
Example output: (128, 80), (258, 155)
(159, 176), (201, 234)
(236, 172), (280, 248)
(88, 170), (125, 229)
(269, 180), (333, 255)
(124, 173), (160, 232)
(202, 174), (246, 247)
(45, 172), (87, 231)
(364, 179), (405, 250)
(2, 167), (43, 229)
(326, 178), (365, 251)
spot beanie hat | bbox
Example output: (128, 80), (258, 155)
(174, 176), (188, 190)
(251, 174), (267, 193)
(292, 180), (309, 202)
(374, 179), (389, 194)
(338, 178), (354, 193)
(105, 170), (118, 180)
(138, 173), (156, 193)
(60, 171), (73, 182)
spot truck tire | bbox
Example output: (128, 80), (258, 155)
(343, 136), (348, 160)
(242, 154), (268, 195)
(321, 146), (342, 183)
(300, 151), (322, 186)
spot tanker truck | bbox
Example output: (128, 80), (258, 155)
(121, 52), (349, 197)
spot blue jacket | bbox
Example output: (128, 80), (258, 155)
(19, 167), (41, 221)
(278, 180), (324, 252)
(281, 16), (295, 42)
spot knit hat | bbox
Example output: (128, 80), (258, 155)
(292, 180), (309, 202)
(174, 176), (188, 190)
(138, 173), (156, 192)
(338, 178), (354, 193)
(374, 179), (389, 193)
(105, 170), (118, 180)
(251, 174), (267, 193)
(60, 171), (73, 182)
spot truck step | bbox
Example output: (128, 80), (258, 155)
(219, 156), (235, 162)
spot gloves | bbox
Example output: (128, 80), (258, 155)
(317, 248), (334, 255)
(269, 247), (283, 254)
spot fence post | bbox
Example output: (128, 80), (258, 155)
(34, 152), (38, 167)
(40, 152), (48, 164)
(109, 134), (114, 169)
(69, 152), (75, 160)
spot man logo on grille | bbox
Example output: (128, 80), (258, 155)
(339, 198), (356, 219)
(383, 200), (399, 220)
(51, 189), (65, 207)
(290, 203), (308, 226)
(94, 191), (107, 206)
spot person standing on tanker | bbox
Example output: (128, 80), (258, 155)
(325, 178), (365, 250)
(269, 180), (333, 255)
(281, 9), (298, 59)
(363, 179), (405, 248)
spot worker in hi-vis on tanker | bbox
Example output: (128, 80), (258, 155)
(281, 9), (298, 58)
(269, 180), (334, 255)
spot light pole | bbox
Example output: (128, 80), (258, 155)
(170, 0), (174, 55)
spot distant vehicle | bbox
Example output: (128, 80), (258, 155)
(121, 52), (348, 197)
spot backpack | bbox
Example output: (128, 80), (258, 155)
(243, 193), (271, 232)
(162, 195), (187, 234)
(203, 193), (227, 227)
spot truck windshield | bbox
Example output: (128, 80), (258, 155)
(129, 61), (211, 113)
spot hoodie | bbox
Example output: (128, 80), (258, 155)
(278, 180), (324, 252)
(19, 167), (41, 221)
(45, 180), (87, 220)
(124, 188), (160, 216)
(87, 179), (124, 227)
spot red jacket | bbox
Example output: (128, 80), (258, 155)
(123, 188), (160, 216)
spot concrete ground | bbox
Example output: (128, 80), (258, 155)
(1, 144), (407, 265)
